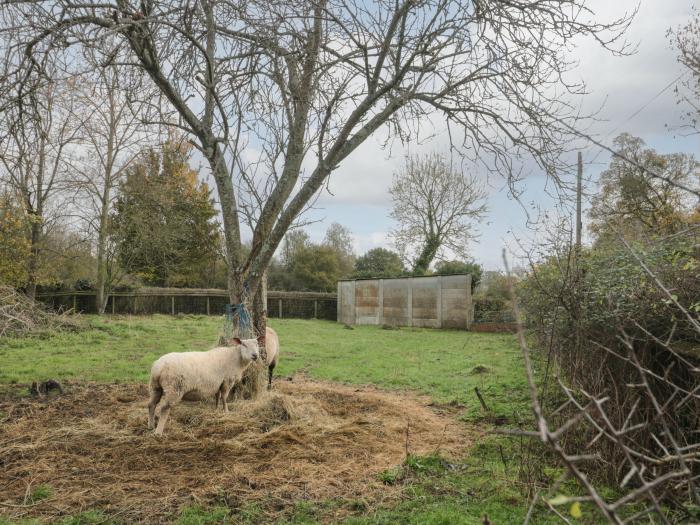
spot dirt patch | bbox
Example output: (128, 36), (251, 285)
(0, 380), (474, 523)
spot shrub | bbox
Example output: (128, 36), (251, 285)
(519, 230), (700, 488)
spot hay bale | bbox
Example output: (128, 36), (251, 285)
(230, 361), (267, 401)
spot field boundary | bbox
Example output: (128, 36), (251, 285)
(36, 288), (337, 319)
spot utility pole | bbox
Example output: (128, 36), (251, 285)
(575, 151), (583, 252)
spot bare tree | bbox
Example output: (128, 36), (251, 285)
(70, 47), (153, 313)
(0, 71), (82, 299)
(673, 12), (700, 131)
(4, 0), (633, 345)
(390, 153), (486, 274)
(0, 0), (636, 403)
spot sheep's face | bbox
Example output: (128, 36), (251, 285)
(232, 337), (260, 363)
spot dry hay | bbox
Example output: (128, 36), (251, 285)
(0, 380), (475, 524)
(0, 286), (83, 338)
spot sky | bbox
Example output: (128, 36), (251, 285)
(284, 0), (700, 270)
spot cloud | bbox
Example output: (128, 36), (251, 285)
(305, 0), (698, 270)
(199, 0), (697, 271)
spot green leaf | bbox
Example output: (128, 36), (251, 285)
(570, 501), (582, 518)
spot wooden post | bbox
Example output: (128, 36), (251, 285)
(171, 296), (175, 315)
(576, 151), (583, 253)
(111, 295), (115, 315)
(466, 274), (473, 330)
(407, 278), (413, 327)
(351, 280), (357, 325)
(314, 299), (318, 319)
(278, 298), (283, 318)
(437, 276), (443, 328)
(337, 282), (342, 323)
(206, 296), (210, 316)
(378, 279), (384, 325)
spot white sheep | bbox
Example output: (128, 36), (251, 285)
(264, 326), (280, 390)
(147, 336), (261, 435)
(214, 326), (281, 407)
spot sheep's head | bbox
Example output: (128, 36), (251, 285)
(232, 336), (261, 364)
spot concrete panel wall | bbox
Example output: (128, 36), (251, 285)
(337, 280), (356, 325)
(440, 274), (472, 329)
(382, 279), (410, 326)
(411, 276), (439, 328)
(337, 274), (472, 330)
(355, 280), (380, 324)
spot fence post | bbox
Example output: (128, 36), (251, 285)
(278, 299), (283, 318)
(171, 296), (175, 315)
(352, 280), (357, 325)
(111, 295), (115, 315)
(206, 296), (210, 316)
(378, 279), (384, 325)
(466, 274), (473, 330)
(407, 278), (413, 327)
(73, 294), (77, 312)
(337, 282), (342, 323)
(314, 299), (318, 319)
(437, 275), (443, 328)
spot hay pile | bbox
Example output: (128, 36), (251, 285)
(0, 380), (474, 523)
(0, 286), (82, 338)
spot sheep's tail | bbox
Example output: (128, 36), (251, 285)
(148, 364), (162, 393)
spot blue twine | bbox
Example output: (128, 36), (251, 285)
(223, 302), (252, 339)
(235, 302), (251, 334)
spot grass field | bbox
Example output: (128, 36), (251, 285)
(0, 315), (529, 421)
(0, 316), (579, 524)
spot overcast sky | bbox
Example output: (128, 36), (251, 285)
(282, 0), (699, 270)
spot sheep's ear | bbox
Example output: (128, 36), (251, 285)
(233, 337), (242, 345)
(257, 335), (266, 344)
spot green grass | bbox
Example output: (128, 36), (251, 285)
(0, 316), (529, 421)
(0, 316), (577, 524)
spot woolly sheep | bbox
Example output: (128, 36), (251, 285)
(147, 336), (261, 435)
(214, 326), (281, 407)
(264, 327), (280, 390)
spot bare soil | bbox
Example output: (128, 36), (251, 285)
(0, 379), (474, 523)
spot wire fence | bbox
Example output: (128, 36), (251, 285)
(471, 301), (517, 332)
(36, 288), (338, 321)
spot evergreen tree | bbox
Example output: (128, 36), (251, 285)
(112, 139), (221, 287)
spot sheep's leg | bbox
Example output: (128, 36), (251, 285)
(154, 393), (178, 436)
(148, 387), (163, 429)
(221, 381), (233, 413)
(267, 363), (276, 391)
(215, 383), (226, 410)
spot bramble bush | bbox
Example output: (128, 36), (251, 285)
(519, 230), (700, 489)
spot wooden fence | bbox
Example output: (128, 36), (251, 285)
(37, 288), (337, 320)
(337, 274), (473, 329)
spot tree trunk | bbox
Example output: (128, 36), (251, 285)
(25, 216), (41, 300)
(95, 221), (109, 314)
(206, 144), (244, 306)
(95, 179), (112, 314)
(234, 270), (268, 400)
(413, 235), (440, 275)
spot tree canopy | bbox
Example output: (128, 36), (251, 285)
(434, 260), (482, 291)
(111, 139), (221, 287)
(589, 133), (698, 244)
(353, 248), (405, 279)
(3, 0), (635, 313)
(0, 194), (31, 288)
(390, 154), (486, 274)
